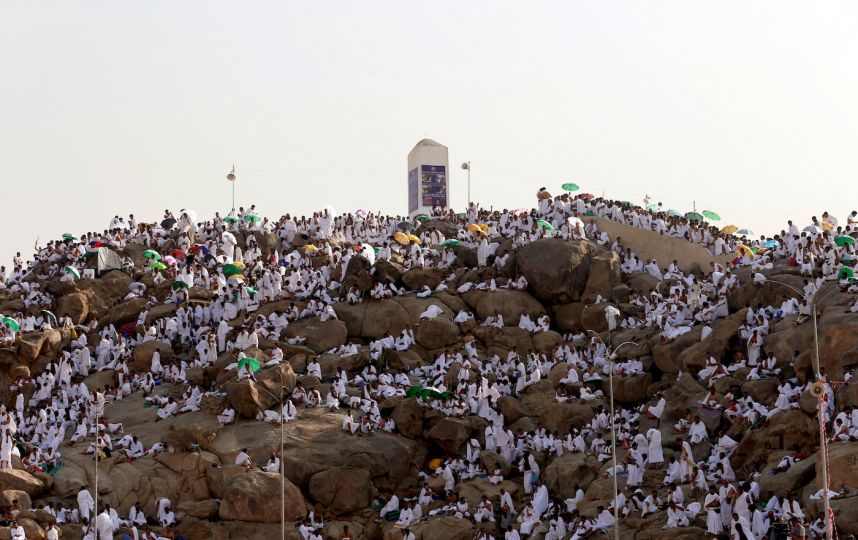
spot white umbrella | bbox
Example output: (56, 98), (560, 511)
(180, 208), (198, 224)
(360, 245), (376, 265)
(128, 282), (147, 292)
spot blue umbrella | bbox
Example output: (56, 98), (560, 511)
(762, 240), (779, 249)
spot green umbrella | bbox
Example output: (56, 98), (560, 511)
(537, 219), (554, 232)
(142, 250), (161, 260)
(685, 212), (705, 222)
(456, 212), (466, 218)
(838, 267), (855, 280)
(151, 262), (167, 271)
(417, 214), (430, 222)
(2, 317), (20, 331)
(245, 286), (258, 294)
(702, 210), (721, 221)
(561, 183), (579, 192)
(64, 266), (81, 280)
(668, 209), (682, 217)
(237, 357), (261, 373)
(61, 233), (77, 241)
(244, 215), (261, 223)
(222, 263), (242, 276)
(171, 280), (190, 291)
(835, 236), (855, 246)
(405, 385), (450, 400)
(441, 239), (460, 247)
(223, 216), (239, 224)
(82, 250), (99, 258)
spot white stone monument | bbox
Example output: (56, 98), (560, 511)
(407, 138), (449, 217)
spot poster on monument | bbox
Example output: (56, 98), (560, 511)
(420, 165), (447, 208)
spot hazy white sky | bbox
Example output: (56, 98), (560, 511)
(3, 1), (858, 265)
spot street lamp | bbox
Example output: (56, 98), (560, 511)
(587, 330), (639, 540)
(253, 370), (289, 540)
(227, 166), (237, 211)
(461, 162), (471, 209)
(92, 372), (103, 538)
(765, 276), (842, 540)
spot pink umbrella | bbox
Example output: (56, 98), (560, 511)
(355, 209), (368, 218)
(163, 255), (177, 266)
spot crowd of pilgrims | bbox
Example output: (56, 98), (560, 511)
(0, 192), (855, 539)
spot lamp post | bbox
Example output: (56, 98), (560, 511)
(461, 162), (471, 209)
(586, 330), (639, 540)
(765, 276), (841, 540)
(253, 369), (288, 540)
(227, 166), (237, 211)
(92, 372), (102, 538)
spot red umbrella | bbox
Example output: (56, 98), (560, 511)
(119, 321), (137, 336)
(578, 193), (595, 200)
(168, 249), (187, 260)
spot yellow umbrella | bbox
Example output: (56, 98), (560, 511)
(407, 234), (421, 244)
(394, 232), (409, 245)
(478, 224), (489, 232)
(822, 221), (833, 232)
(233, 261), (246, 269)
(720, 225), (738, 235)
(736, 244), (754, 258)
(302, 245), (319, 252)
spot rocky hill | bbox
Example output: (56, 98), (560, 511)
(0, 208), (856, 540)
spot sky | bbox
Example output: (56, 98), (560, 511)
(3, 1), (858, 266)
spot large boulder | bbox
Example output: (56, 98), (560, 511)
(460, 290), (546, 323)
(544, 452), (600, 499)
(402, 268), (445, 290)
(226, 380), (278, 419)
(236, 410), (422, 494)
(496, 396), (530, 425)
(758, 453), (816, 495)
(226, 364), (297, 419)
(282, 318), (348, 353)
(0, 469), (45, 497)
(391, 398), (424, 439)
(415, 317), (461, 350)
(98, 297), (147, 328)
(732, 410), (817, 475)
(538, 402), (595, 435)
(516, 239), (593, 304)
(131, 340), (174, 372)
(412, 517), (475, 540)
(551, 302), (585, 333)
(218, 470), (306, 522)
(308, 467), (373, 514)
(821, 442), (858, 492)
(676, 309), (747, 375)
(55, 291), (91, 325)
(582, 249), (622, 301)
(426, 418), (472, 454)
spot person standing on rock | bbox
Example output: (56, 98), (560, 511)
(645, 427), (663, 469)
(704, 485), (722, 537)
(77, 486), (94, 524)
